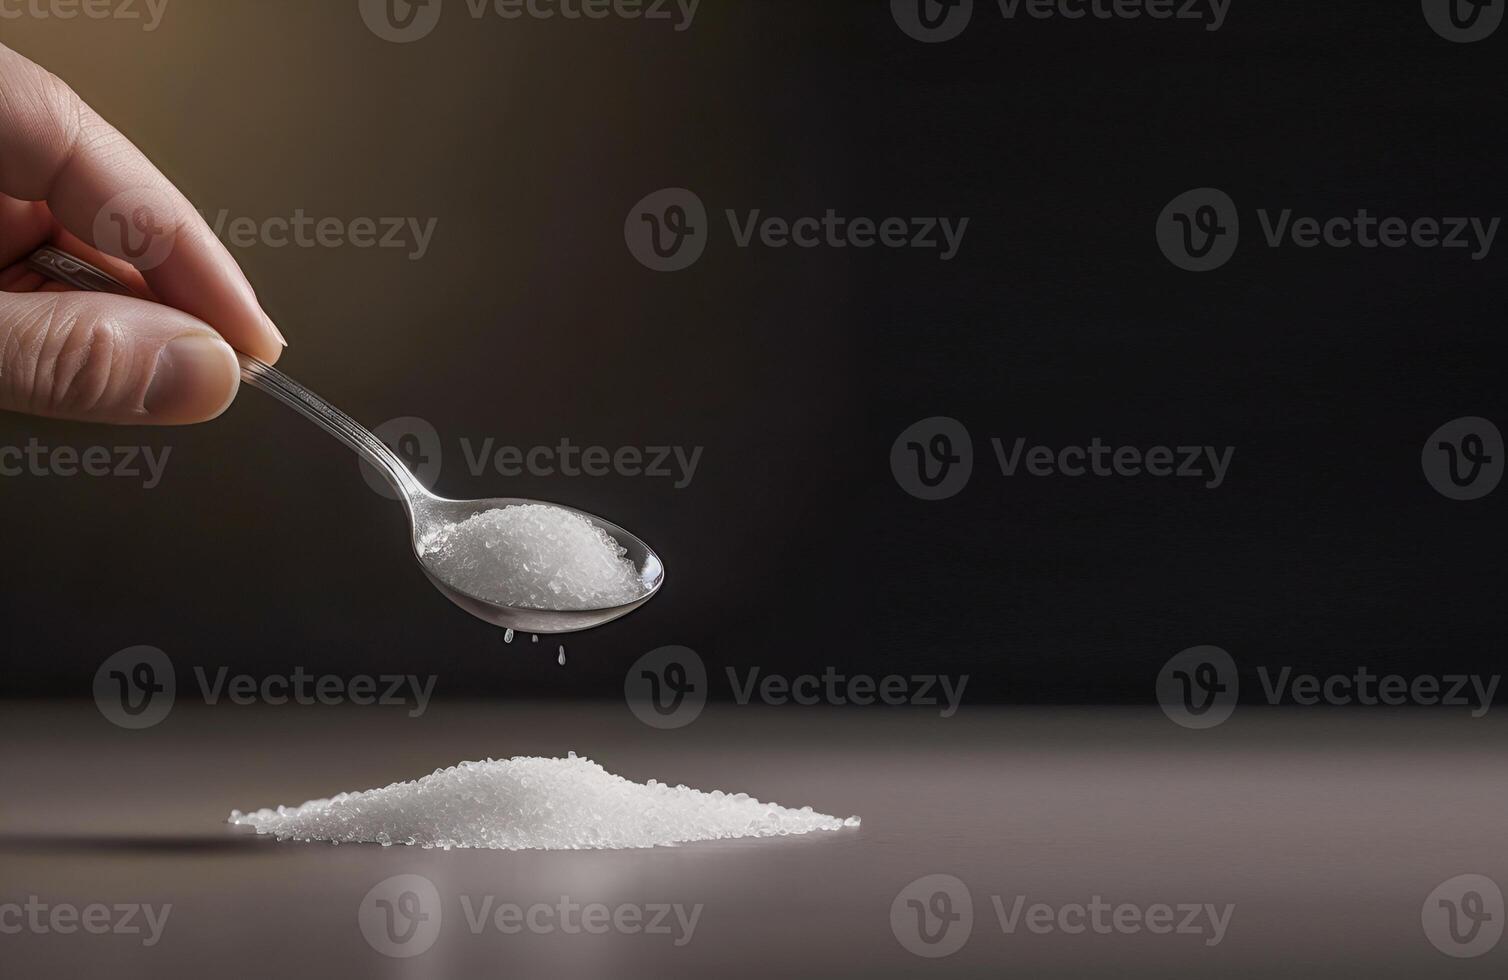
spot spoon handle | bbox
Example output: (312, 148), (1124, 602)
(25, 245), (428, 502)
(232, 356), (428, 502)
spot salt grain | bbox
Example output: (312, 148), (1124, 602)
(417, 504), (643, 611)
(228, 755), (860, 850)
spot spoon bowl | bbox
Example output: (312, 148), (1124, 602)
(28, 245), (664, 635)
(410, 494), (665, 633)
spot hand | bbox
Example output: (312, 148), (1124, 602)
(0, 42), (286, 426)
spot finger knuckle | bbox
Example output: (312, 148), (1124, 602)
(4, 296), (127, 418)
(0, 62), (85, 198)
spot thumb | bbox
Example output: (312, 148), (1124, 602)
(0, 291), (240, 425)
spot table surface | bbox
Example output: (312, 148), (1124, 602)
(1, 701), (1503, 977)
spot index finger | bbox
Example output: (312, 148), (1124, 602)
(0, 42), (286, 362)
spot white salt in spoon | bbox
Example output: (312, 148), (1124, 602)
(29, 246), (664, 634)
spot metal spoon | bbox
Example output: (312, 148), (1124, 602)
(27, 245), (664, 634)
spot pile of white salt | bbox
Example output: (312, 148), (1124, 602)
(417, 504), (644, 610)
(228, 754), (860, 850)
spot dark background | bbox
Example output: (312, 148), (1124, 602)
(1, 0), (1502, 703)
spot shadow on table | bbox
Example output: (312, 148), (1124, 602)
(0, 832), (269, 856)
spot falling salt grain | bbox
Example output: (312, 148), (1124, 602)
(503, 628), (514, 644)
(558, 646), (567, 667)
(227, 756), (860, 850)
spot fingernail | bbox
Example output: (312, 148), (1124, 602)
(265, 311), (289, 347)
(145, 335), (240, 421)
